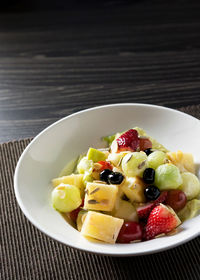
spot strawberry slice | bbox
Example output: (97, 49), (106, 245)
(137, 191), (168, 220)
(145, 204), (181, 240)
(116, 129), (139, 152)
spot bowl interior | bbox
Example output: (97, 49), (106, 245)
(14, 104), (200, 256)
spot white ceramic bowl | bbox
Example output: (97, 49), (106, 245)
(14, 103), (200, 256)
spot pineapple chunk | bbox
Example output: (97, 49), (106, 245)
(81, 211), (124, 244)
(112, 200), (138, 222)
(121, 177), (146, 203)
(84, 182), (118, 211)
(167, 151), (195, 173)
(52, 174), (84, 196)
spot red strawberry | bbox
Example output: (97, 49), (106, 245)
(145, 204), (181, 240)
(137, 191), (168, 219)
(116, 129), (139, 152)
(139, 137), (152, 151)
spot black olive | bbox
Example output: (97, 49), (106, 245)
(144, 148), (153, 156)
(143, 168), (155, 184)
(99, 169), (113, 183)
(144, 185), (160, 200)
(108, 172), (124, 185)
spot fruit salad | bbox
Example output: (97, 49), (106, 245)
(51, 128), (200, 244)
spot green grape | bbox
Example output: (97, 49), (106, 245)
(155, 164), (182, 190)
(121, 152), (148, 177)
(179, 172), (200, 200)
(77, 157), (94, 174)
(52, 183), (81, 212)
(147, 150), (168, 169)
(177, 199), (200, 222)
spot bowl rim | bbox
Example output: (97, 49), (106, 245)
(14, 103), (200, 256)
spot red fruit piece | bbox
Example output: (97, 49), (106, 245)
(139, 137), (152, 151)
(137, 191), (168, 220)
(117, 221), (143, 243)
(97, 161), (113, 171)
(145, 204), (181, 240)
(69, 199), (84, 222)
(165, 190), (187, 211)
(137, 202), (154, 219)
(116, 129), (139, 152)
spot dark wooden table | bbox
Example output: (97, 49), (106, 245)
(0, 0), (200, 143)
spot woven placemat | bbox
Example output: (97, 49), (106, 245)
(1, 105), (200, 280)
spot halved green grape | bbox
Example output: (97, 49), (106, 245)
(77, 157), (94, 174)
(147, 150), (168, 170)
(155, 163), (182, 190)
(121, 152), (148, 177)
(52, 183), (82, 212)
(179, 172), (200, 200)
(177, 199), (200, 222)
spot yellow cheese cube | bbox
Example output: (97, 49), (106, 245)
(81, 211), (124, 244)
(84, 182), (118, 211)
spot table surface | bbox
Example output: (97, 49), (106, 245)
(0, 0), (200, 143)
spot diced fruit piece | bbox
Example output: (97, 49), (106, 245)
(145, 204), (181, 240)
(165, 190), (187, 211)
(144, 185), (160, 201)
(122, 152), (148, 177)
(116, 129), (139, 152)
(99, 169), (113, 183)
(91, 163), (102, 180)
(167, 151), (195, 173)
(77, 157), (94, 174)
(179, 172), (200, 200)
(98, 161), (113, 171)
(77, 210), (88, 231)
(112, 200), (138, 222)
(69, 199), (84, 222)
(133, 127), (168, 152)
(139, 137), (152, 151)
(155, 164), (182, 190)
(87, 148), (107, 162)
(107, 152), (129, 167)
(143, 168), (155, 184)
(117, 221), (143, 243)
(177, 199), (200, 222)
(147, 151), (168, 170)
(52, 174), (85, 197)
(81, 211), (124, 244)
(84, 182), (118, 211)
(121, 176), (146, 203)
(102, 134), (116, 146)
(51, 183), (82, 213)
(137, 202), (154, 219)
(108, 172), (124, 185)
(83, 173), (93, 186)
(137, 191), (168, 219)
(59, 158), (78, 177)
